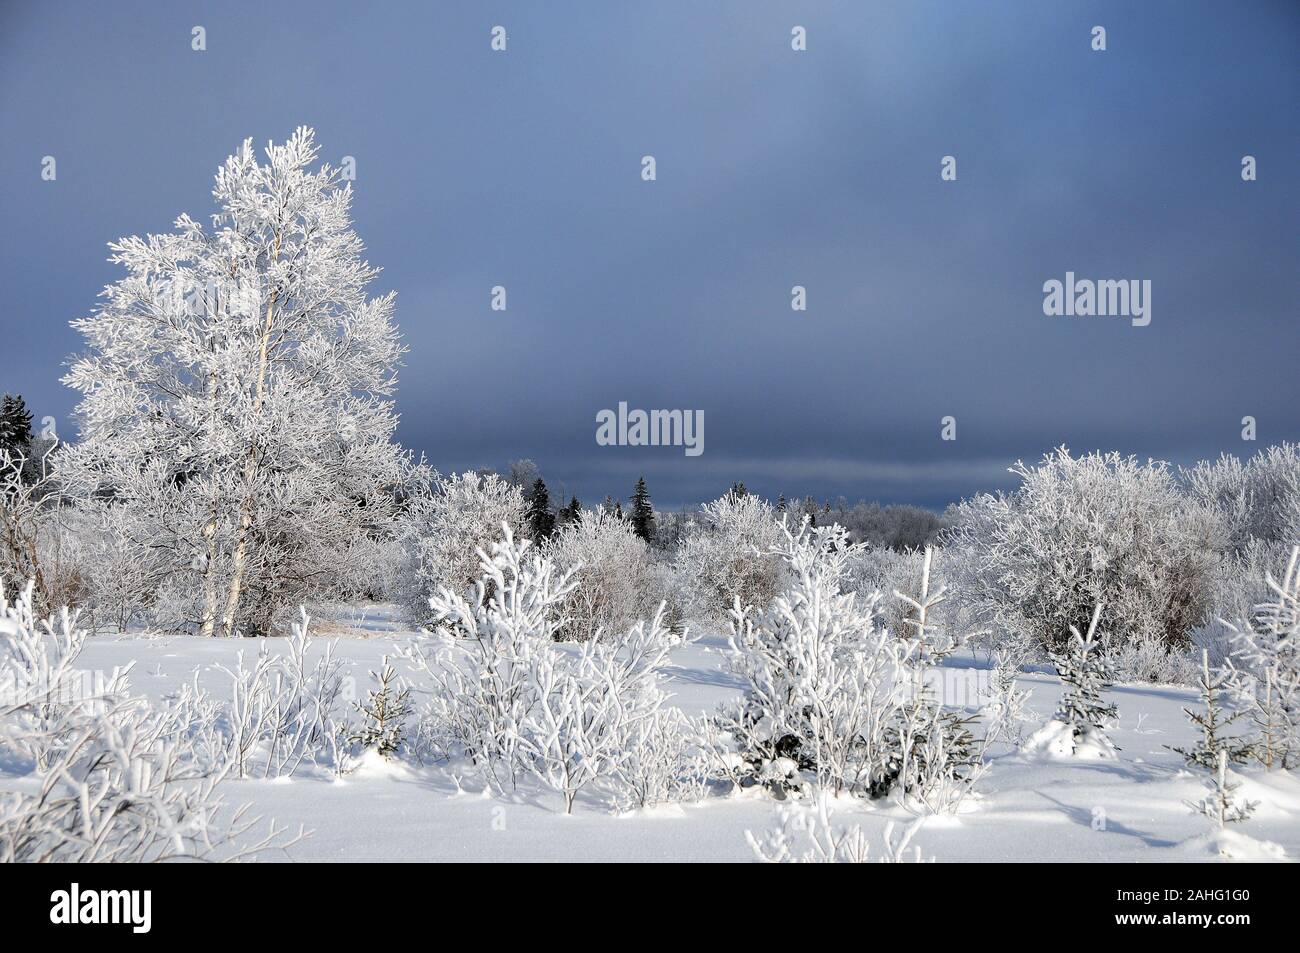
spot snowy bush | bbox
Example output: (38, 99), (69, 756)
(746, 793), (929, 863)
(675, 492), (785, 623)
(843, 545), (931, 639)
(524, 609), (676, 812)
(983, 646), (1034, 747)
(614, 707), (711, 810)
(1187, 445), (1300, 666)
(0, 582), (302, 861)
(0, 445), (87, 620)
(1224, 546), (1300, 770)
(395, 471), (527, 626)
(950, 447), (1223, 658)
(213, 609), (349, 779)
(643, 559), (690, 639)
(405, 527), (688, 812)
(544, 507), (651, 642)
(1185, 443), (1300, 557)
(716, 521), (912, 798)
(1188, 751), (1257, 830)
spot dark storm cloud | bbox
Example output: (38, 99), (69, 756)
(1, 1), (1296, 509)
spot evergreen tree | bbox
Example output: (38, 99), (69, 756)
(0, 394), (33, 457)
(1047, 605), (1118, 754)
(349, 659), (413, 759)
(614, 501), (624, 520)
(629, 476), (655, 543)
(1170, 650), (1254, 770)
(1188, 751), (1258, 829)
(526, 477), (555, 541)
(558, 496), (582, 525)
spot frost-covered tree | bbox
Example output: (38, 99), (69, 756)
(395, 470), (526, 626)
(675, 492), (785, 622)
(60, 128), (410, 636)
(950, 447), (1223, 656)
(1188, 445), (1300, 666)
(545, 507), (651, 642)
(882, 548), (985, 813)
(505, 459), (541, 491)
(0, 446), (84, 618)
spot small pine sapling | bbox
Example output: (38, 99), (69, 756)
(985, 645), (1034, 746)
(1026, 604), (1119, 758)
(1170, 650), (1253, 770)
(351, 659), (413, 759)
(1188, 750), (1257, 830)
(884, 548), (983, 810)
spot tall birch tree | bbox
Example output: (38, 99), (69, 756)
(61, 127), (409, 634)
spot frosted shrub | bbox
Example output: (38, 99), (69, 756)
(614, 707), (711, 810)
(406, 527), (685, 812)
(545, 508), (651, 642)
(675, 493), (785, 623)
(0, 582), (301, 861)
(717, 521), (911, 798)
(1185, 443), (1300, 556)
(0, 445), (84, 620)
(395, 471), (526, 626)
(524, 608), (676, 812)
(843, 545), (937, 639)
(1189, 751), (1257, 829)
(214, 609), (349, 778)
(951, 447), (1223, 659)
(746, 793), (929, 863)
(405, 526), (578, 790)
(984, 646), (1034, 747)
(1224, 547), (1300, 770)
(644, 559), (690, 639)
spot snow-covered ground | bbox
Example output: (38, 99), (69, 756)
(15, 604), (1300, 863)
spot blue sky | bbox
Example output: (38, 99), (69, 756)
(1, 1), (1296, 508)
